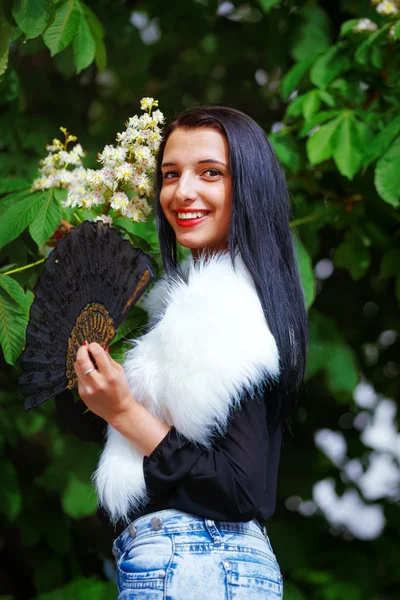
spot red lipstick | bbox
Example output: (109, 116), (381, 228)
(175, 212), (210, 228)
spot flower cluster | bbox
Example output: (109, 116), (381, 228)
(375, 1), (399, 16)
(32, 98), (164, 225)
(352, 18), (378, 32)
(31, 128), (85, 191)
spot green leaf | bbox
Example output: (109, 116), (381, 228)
(306, 311), (358, 394)
(302, 90), (321, 120)
(290, 5), (332, 61)
(0, 275), (30, 364)
(81, 4), (106, 72)
(0, 263), (17, 274)
(0, 66), (20, 106)
(0, 461), (22, 520)
(306, 116), (342, 165)
(0, 177), (30, 194)
(0, 191), (46, 250)
(43, 0), (80, 57)
(0, 0), (18, 27)
(330, 78), (367, 105)
(16, 411), (46, 438)
(339, 19), (363, 37)
(11, 25), (22, 41)
(320, 581), (362, 600)
(294, 569), (334, 585)
(326, 343), (358, 394)
(111, 305), (147, 345)
(0, 189), (32, 220)
(269, 133), (301, 174)
(0, 19), (12, 76)
(310, 44), (352, 88)
(286, 94), (306, 119)
(393, 20), (400, 41)
(363, 113), (400, 167)
(375, 136), (400, 208)
(288, 92), (321, 121)
(355, 26), (389, 66)
(34, 577), (116, 600)
(317, 90), (336, 107)
(26, 288), (34, 304)
(294, 234), (315, 309)
(73, 11), (96, 73)
(81, 4), (104, 40)
(94, 36), (106, 72)
(281, 56), (315, 101)
(116, 220), (153, 252)
(299, 109), (340, 138)
(29, 189), (61, 249)
(54, 187), (68, 202)
(257, 0), (280, 13)
(0, 274), (29, 312)
(61, 475), (98, 518)
(11, 0), (55, 40)
(334, 231), (371, 280)
(331, 115), (371, 180)
(371, 44), (384, 69)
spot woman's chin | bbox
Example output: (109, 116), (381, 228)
(176, 235), (209, 250)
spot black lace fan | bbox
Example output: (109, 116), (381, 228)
(19, 220), (155, 411)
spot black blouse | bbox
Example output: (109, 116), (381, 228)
(55, 386), (282, 534)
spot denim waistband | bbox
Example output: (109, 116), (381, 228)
(113, 509), (267, 555)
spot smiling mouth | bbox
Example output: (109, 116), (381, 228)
(176, 212), (210, 219)
(174, 212), (210, 227)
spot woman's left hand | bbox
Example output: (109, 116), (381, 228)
(74, 342), (135, 425)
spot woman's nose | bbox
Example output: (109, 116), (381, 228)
(174, 173), (198, 202)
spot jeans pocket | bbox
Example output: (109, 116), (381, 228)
(117, 534), (173, 595)
(222, 558), (283, 600)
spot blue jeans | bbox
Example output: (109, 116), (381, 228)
(112, 509), (283, 599)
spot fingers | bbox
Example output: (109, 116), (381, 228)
(74, 343), (122, 386)
(85, 342), (112, 374)
(74, 344), (99, 380)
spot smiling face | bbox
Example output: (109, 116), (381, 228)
(159, 127), (232, 258)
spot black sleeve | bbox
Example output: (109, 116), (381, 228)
(142, 391), (270, 521)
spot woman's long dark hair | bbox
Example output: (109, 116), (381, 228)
(154, 105), (308, 437)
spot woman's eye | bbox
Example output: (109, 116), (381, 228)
(204, 169), (222, 177)
(163, 171), (178, 179)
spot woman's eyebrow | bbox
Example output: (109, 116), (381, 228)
(161, 158), (227, 168)
(198, 159), (227, 167)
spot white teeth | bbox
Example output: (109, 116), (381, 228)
(177, 212), (208, 219)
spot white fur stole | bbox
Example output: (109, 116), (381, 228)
(92, 251), (280, 523)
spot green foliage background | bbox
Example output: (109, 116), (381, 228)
(1, 0), (400, 598)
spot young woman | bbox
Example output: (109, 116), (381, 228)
(74, 105), (308, 599)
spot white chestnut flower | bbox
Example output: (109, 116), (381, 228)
(94, 214), (113, 226)
(352, 19), (378, 32)
(376, 1), (399, 15)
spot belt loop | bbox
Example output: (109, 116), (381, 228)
(263, 525), (268, 537)
(205, 519), (221, 544)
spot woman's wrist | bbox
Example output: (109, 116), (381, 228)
(109, 397), (172, 457)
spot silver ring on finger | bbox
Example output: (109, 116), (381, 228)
(83, 367), (96, 376)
